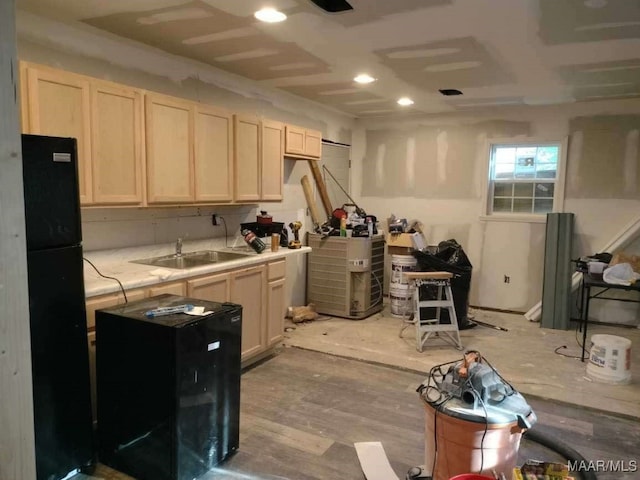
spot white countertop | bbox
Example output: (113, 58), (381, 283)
(83, 237), (311, 298)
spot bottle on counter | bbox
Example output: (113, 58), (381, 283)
(241, 229), (266, 253)
(367, 217), (374, 237)
(340, 215), (347, 237)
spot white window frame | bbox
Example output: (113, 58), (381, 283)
(480, 137), (568, 223)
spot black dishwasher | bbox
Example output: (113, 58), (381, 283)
(96, 294), (242, 480)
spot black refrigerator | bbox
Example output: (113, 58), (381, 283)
(22, 134), (95, 479)
(96, 294), (242, 480)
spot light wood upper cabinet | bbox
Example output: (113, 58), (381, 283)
(261, 119), (284, 201)
(145, 93), (194, 204)
(304, 129), (322, 158)
(234, 114), (261, 202)
(194, 105), (233, 202)
(284, 125), (305, 155)
(284, 124), (322, 159)
(91, 81), (144, 205)
(23, 65), (93, 204)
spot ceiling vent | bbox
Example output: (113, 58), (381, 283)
(439, 89), (463, 96)
(308, 0), (354, 13)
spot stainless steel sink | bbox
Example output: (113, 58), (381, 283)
(131, 250), (252, 269)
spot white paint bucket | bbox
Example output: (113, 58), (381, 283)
(586, 334), (632, 384)
(390, 254), (417, 286)
(390, 284), (413, 318)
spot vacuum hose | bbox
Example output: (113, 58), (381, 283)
(523, 428), (598, 480)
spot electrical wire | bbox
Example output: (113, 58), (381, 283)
(468, 385), (489, 475)
(554, 345), (582, 359)
(370, 269), (384, 307)
(83, 257), (128, 303)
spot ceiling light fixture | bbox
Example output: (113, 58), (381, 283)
(254, 8), (287, 23)
(397, 97), (414, 106)
(354, 74), (376, 84)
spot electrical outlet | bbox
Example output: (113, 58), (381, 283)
(211, 214), (218, 226)
(504, 275), (510, 284)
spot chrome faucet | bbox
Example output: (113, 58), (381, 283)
(175, 237), (183, 257)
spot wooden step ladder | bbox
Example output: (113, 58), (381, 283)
(399, 271), (463, 352)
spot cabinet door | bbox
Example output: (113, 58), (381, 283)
(25, 66), (92, 204)
(194, 104), (234, 202)
(91, 81), (143, 205)
(234, 115), (261, 202)
(85, 289), (146, 330)
(261, 119), (284, 201)
(187, 272), (230, 303)
(146, 94), (194, 203)
(267, 278), (286, 346)
(305, 129), (322, 158)
(285, 125), (305, 155)
(148, 281), (187, 297)
(230, 265), (266, 360)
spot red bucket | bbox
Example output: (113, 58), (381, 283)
(449, 475), (495, 480)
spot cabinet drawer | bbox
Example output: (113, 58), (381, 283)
(268, 259), (286, 281)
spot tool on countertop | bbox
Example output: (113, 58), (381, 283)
(145, 304), (194, 318)
(288, 221), (302, 249)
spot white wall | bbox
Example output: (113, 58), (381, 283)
(351, 100), (640, 313)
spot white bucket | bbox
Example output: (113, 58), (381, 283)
(391, 254), (417, 286)
(390, 284), (413, 318)
(586, 334), (632, 384)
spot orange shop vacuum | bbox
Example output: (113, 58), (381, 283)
(407, 351), (537, 480)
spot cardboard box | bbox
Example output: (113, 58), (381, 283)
(386, 233), (415, 248)
(387, 246), (413, 256)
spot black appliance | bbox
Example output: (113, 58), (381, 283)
(240, 221), (288, 246)
(96, 294), (242, 480)
(21, 134), (95, 479)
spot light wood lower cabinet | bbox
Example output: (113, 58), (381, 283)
(147, 281), (187, 297)
(187, 259), (287, 362)
(187, 272), (230, 303)
(230, 265), (267, 360)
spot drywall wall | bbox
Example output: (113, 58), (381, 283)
(352, 99), (640, 312)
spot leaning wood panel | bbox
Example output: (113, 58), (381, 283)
(0, 1), (37, 477)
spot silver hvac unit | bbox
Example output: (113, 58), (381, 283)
(307, 233), (384, 319)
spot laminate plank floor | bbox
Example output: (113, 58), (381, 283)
(79, 347), (639, 480)
(283, 306), (640, 418)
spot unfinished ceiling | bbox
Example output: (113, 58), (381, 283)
(16, 0), (640, 117)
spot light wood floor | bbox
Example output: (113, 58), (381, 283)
(83, 347), (639, 480)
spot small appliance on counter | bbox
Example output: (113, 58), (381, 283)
(96, 294), (242, 480)
(241, 210), (288, 246)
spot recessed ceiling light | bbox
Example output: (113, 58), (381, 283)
(254, 8), (287, 23)
(354, 74), (376, 84)
(397, 97), (414, 106)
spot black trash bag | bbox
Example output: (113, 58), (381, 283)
(412, 239), (474, 328)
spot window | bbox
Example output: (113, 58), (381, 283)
(484, 138), (567, 221)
